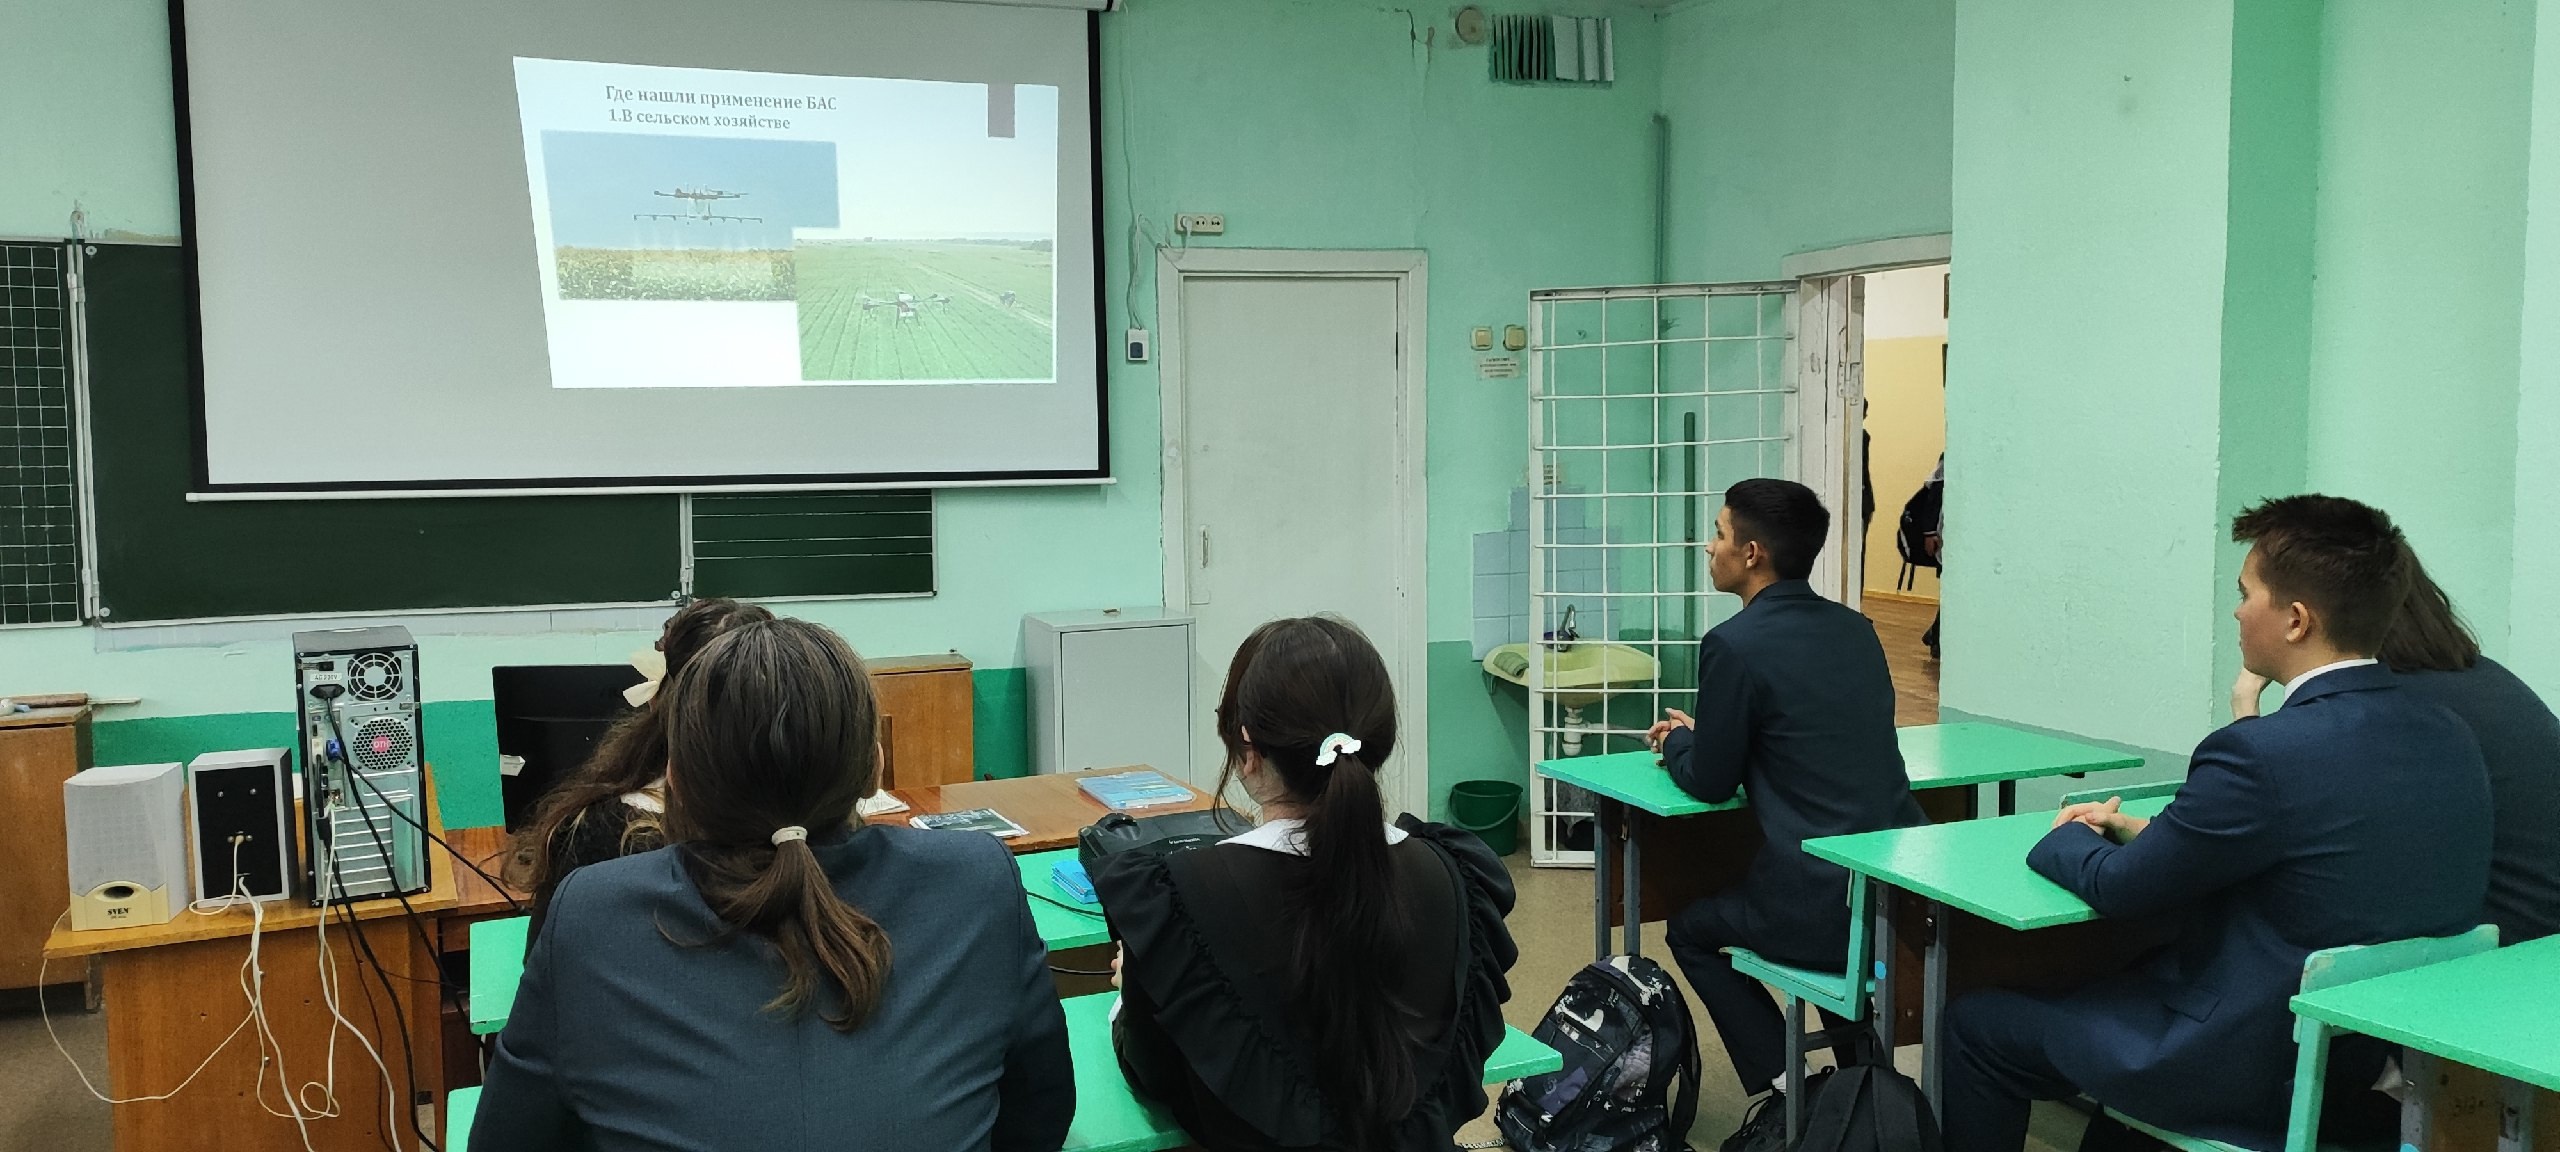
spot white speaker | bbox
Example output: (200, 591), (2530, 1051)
(65, 762), (194, 931)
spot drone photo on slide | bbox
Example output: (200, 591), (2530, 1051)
(534, 119), (1056, 383)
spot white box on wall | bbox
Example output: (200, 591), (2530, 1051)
(1023, 609), (1196, 783)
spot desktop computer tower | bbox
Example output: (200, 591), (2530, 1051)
(492, 664), (645, 831)
(293, 626), (430, 904)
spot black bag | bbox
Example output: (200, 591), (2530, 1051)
(1496, 955), (1703, 1152)
(1075, 808), (1249, 875)
(1895, 478), (1944, 571)
(1786, 1059), (1941, 1152)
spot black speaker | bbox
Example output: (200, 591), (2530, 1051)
(187, 749), (296, 903)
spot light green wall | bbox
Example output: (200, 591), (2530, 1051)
(2209, 0), (2320, 710)
(1658, 0), (1954, 282)
(2304, 0), (2536, 653)
(0, 0), (177, 240)
(1943, 1), (2243, 752)
(3, 0), (1665, 824)
(1103, 0), (1664, 817)
(2514, 0), (2560, 698)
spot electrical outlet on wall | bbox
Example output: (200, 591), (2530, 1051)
(1175, 213), (1225, 236)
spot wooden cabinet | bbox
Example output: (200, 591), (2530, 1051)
(0, 705), (89, 990)
(868, 655), (974, 790)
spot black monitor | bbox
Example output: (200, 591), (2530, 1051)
(492, 664), (647, 831)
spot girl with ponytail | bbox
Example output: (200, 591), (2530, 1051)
(1096, 616), (1521, 1152)
(472, 617), (1074, 1152)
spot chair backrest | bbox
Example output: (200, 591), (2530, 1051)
(2291, 925), (2500, 1040)
(2056, 779), (2182, 809)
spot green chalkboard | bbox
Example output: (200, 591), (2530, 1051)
(84, 243), (685, 621)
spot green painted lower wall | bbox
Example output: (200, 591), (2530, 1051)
(972, 666), (1031, 780)
(89, 668), (1038, 830)
(1423, 641), (1530, 824)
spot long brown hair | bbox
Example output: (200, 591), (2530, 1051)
(2378, 558), (2482, 673)
(661, 616), (891, 1031)
(1214, 616), (1410, 1151)
(505, 597), (772, 893)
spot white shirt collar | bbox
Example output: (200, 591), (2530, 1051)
(2281, 657), (2380, 702)
(1223, 817), (1410, 856)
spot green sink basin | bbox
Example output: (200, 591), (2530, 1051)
(1482, 642), (1660, 707)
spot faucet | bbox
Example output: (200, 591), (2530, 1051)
(1547, 604), (1580, 650)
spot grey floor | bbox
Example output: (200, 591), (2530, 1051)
(0, 864), (2084, 1152)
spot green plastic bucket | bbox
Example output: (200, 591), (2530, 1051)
(1448, 780), (1524, 856)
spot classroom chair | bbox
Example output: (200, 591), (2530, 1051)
(2056, 779), (2182, 809)
(1725, 875), (1878, 1143)
(2102, 924), (2500, 1152)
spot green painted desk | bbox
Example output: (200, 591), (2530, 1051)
(1061, 992), (1563, 1152)
(1538, 722), (2142, 961)
(447, 1085), (477, 1152)
(2290, 934), (2560, 1150)
(1804, 797), (2174, 1111)
(464, 859), (1110, 1039)
(468, 916), (529, 1036)
(1021, 849), (1111, 952)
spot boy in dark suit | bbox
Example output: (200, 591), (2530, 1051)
(1942, 495), (2494, 1151)
(1646, 479), (1923, 1150)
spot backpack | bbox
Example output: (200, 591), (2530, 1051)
(1496, 955), (1703, 1152)
(1894, 478), (1943, 571)
(1786, 1058), (1942, 1152)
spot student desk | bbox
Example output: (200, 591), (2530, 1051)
(447, 1085), (478, 1152)
(41, 788), (463, 1152)
(465, 852), (1120, 1041)
(1060, 992), (1563, 1152)
(2289, 934), (2560, 1152)
(1540, 721), (2142, 963)
(1803, 797), (2174, 1111)
(895, 768), (1216, 854)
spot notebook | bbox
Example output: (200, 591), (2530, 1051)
(1050, 859), (1098, 905)
(909, 808), (1028, 839)
(1077, 770), (1193, 812)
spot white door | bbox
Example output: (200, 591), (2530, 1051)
(1796, 274), (1866, 605)
(1166, 266), (1421, 813)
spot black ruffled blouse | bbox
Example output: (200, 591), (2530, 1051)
(1093, 816), (1519, 1152)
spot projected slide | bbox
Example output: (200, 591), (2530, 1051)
(515, 58), (1059, 388)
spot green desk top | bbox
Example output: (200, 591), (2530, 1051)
(447, 1085), (478, 1152)
(1060, 991), (1562, 1152)
(1897, 722), (2142, 789)
(468, 916), (530, 1036)
(1803, 797), (2174, 930)
(1020, 849), (1111, 951)
(2289, 935), (2560, 1092)
(1486, 1024), (1566, 1082)
(1062, 993), (1189, 1152)
(1537, 722), (2142, 818)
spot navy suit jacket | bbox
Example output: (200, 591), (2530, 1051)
(472, 824), (1073, 1152)
(2026, 664), (2492, 1149)
(2398, 657), (2560, 944)
(1661, 580), (1923, 964)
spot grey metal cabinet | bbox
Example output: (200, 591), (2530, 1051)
(1023, 609), (1195, 782)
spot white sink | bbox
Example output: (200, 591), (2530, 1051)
(1481, 642), (1660, 708)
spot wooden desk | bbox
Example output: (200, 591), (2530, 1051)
(870, 653), (976, 790)
(44, 787), (461, 1152)
(894, 769), (1217, 855)
(0, 704), (90, 991)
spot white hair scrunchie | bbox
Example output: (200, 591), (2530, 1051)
(770, 825), (809, 846)
(1314, 733), (1365, 767)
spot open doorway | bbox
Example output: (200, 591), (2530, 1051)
(1855, 263), (1946, 724)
